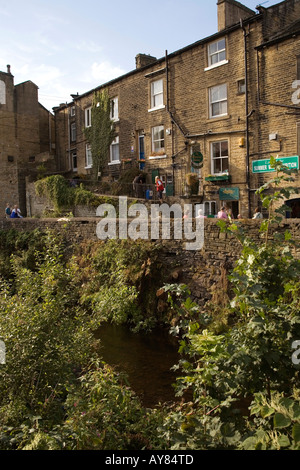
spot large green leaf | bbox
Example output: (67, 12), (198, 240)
(273, 413), (292, 429)
(292, 423), (300, 443)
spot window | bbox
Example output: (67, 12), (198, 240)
(209, 84), (227, 118)
(86, 144), (92, 168)
(151, 125), (165, 154)
(72, 152), (77, 171)
(0, 80), (6, 104)
(70, 122), (76, 142)
(110, 97), (118, 121)
(211, 141), (229, 174)
(204, 201), (216, 217)
(70, 106), (75, 116)
(208, 39), (226, 67)
(110, 136), (120, 163)
(85, 107), (92, 127)
(238, 79), (246, 94)
(150, 79), (164, 109)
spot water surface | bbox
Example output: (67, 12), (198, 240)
(96, 324), (181, 407)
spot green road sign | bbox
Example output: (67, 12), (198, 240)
(252, 156), (299, 173)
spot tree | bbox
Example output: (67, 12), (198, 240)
(84, 89), (116, 180)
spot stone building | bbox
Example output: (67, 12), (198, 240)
(0, 65), (55, 216)
(53, 0), (300, 218)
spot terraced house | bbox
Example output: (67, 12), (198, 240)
(5, 0), (299, 219)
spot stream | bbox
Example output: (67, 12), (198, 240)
(96, 323), (181, 408)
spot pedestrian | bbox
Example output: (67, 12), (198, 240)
(252, 207), (263, 219)
(133, 174), (143, 198)
(155, 176), (164, 202)
(217, 206), (228, 219)
(196, 208), (206, 218)
(5, 203), (11, 218)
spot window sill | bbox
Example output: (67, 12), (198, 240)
(108, 160), (121, 165)
(148, 105), (165, 113)
(149, 154), (167, 160)
(207, 114), (230, 122)
(204, 60), (228, 72)
(205, 174), (230, 182)
(85, 165), (92, 169)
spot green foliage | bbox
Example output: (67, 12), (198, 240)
(241, 390), (300, 450)
(35, 175), (114, 214)
(73, 239), (164, 331)
(84, 90), (116, 180)
(35, 175), (73, 212)
(157, 161), (300, 449)
(0, 233), (98, 445)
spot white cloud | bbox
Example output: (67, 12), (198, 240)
(75, 41), (104, 54)
(89, 61), (126, 83)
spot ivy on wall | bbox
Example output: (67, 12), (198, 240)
(84, 89), (116, 180)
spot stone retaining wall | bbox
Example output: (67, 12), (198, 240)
(1, 217), (299, 304)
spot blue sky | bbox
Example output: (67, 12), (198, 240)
(0, 0), (280, 111)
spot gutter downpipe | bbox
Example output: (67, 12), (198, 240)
(240, 19), (252, 218)
(165, 50), (175, 195)
(165, 50), (187, 196)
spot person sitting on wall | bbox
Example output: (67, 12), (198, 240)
(10, 205), (23, 218)
(217, 206), (228, 219)
(252, 207), (263, 219)
(5, 203), (11, 219)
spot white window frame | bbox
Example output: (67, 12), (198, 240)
(85, 107), (92, 127)
(205, 38), (227, 70)
(85, 144), (92, 168)
(149, 79), (164, 111)
(151, 125), (165, 156)
(209, 84), (228, 118)
(110, 97), (119, 121)
(204, 201), (216, 217)
(211, 140), (229, 175)
(109, 136), (120, 164)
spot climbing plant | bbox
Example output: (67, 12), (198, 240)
(84, 89), (116, 180)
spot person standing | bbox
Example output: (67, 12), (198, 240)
(133, 174), (143, 198)
(217, 206), (228, 219)
(155, 176), (164, 202)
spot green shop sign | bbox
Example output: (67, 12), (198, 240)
(219, 187), (240, 201)
(252, 156), (299, 173)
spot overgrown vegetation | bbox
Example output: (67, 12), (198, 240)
(157, 158), (300, 450)
(35, 174), (122, 216)
(0, 157), (299, 450)
(84, 89), (116, 180)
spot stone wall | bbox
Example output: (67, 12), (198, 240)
(1, 217), (299, 304)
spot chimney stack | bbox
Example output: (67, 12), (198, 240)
(135, 53), (157, 69)
(217, 0), (255, 31)
(7, 64), (11, 74)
